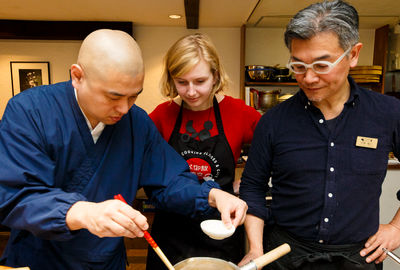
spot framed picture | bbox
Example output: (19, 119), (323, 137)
(10, 61), (51, 96)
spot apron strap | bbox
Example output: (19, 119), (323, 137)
(212, 97), (225, 136)
(170, 96), (225, 140)
(265, 225), (382, 270)
(170, 100), (185, 140)
(292, 251), (363, 268)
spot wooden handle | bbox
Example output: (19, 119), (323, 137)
(154, 247), (175, 270)
(114, 194), (175, 269)
(143, 231), (175, 269)
(253, 243), (291, 268)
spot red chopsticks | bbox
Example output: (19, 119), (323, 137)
(114, 194), (127, 204)
(114, 194), (175, 270)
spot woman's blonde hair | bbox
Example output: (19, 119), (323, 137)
(160, 33), (229, 99)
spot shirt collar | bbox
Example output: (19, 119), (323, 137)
(74, 88), (105, 143)
(298, 75), (360, 108)
(346, 75), (360, 106)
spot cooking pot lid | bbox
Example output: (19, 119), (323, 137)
(174, 257), (238, 270)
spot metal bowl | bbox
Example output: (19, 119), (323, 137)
(274, 67), (290, 76)
(246, 65), (275, 81)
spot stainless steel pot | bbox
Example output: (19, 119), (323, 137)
(250, 88), (281, 112)
(174, 243), (290, 270)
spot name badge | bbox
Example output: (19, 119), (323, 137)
(355, 136), (378, 149)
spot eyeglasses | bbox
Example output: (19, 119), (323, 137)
(286, 47), (352, 75)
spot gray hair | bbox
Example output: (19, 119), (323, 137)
(284, 0), (359, 51)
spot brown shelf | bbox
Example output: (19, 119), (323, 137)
(245, 81), (298, 86)
(357, 82), (383, 93)
(388, 164), (400, 170)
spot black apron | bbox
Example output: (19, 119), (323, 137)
(146, 98), (245, 270)
(263, 225), (382, 270)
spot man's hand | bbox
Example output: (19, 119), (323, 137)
(66, 199), (149, 238)
(233, 178), (241, 195)
(238, 249), (264, 266)
(238, 214), (265, 266)
(360, 223), (400, 263)
(208, 188), (248, 228)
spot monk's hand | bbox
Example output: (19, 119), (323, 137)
(208, 188), (248, 228)
(360, 223), (400, 264)
(66, 200), (149, 238)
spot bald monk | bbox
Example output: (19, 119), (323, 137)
(0, 29), (247, 270)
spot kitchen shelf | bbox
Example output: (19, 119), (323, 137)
(245, 81), (298, 86)
(240, 25), (389, 97)
(357, 82), (383, 93)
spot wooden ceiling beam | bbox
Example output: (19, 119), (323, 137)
(184, 0), (199, 29)
(0, 20), (133, 40)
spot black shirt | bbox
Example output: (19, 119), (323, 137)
(240, 77), (400, 244)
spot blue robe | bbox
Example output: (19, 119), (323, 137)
(0, 81), (218, 270)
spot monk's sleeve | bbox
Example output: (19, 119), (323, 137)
(0, 98), (86, 240)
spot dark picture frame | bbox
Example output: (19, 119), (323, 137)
(10, 61), (51, 96)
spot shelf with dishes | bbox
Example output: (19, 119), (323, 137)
(244, 65), (299, 113)
(349, 65), (384, 93)
(245, 65), (296, 84)
(245, 81), (298, 86)
(244, 85), (298, 114)
(245, 65), (385, 91)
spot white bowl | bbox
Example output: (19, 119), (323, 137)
(200, 219), (235, 240)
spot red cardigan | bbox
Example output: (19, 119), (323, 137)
(150, 96), (261, 163)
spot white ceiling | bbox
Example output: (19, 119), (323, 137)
(0, 0), (258, 27)
(248, 0), (400, 29)
(0, 0), (398, 29)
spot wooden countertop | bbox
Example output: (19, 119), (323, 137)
(0, 267), (29, 269)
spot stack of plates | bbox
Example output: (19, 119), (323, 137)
(349, 65), (382, 83)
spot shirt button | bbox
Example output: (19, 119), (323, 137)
(330, 142), (334, 147)
(308, 101), (311, 105)
(319, 119), (324, 124)
(330, 167), (334, 172)
(328, 193), (333, 198)
(319, 240), (324, 243)
(324, 218), (329, 223)
(305, 105), (308, 109)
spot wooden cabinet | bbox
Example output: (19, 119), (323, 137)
(364, 24), (389, 94)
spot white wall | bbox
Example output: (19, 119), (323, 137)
(381, 169), (400, 270)
(0, 40), (82, 119)
(388, 32), (400, 71)
(245, 27), (376, 67)
(0, 26), (241, 118)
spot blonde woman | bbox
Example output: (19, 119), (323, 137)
(146, 33), (261, 269)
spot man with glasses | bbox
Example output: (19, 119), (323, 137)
(239, 1), (400, 269)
